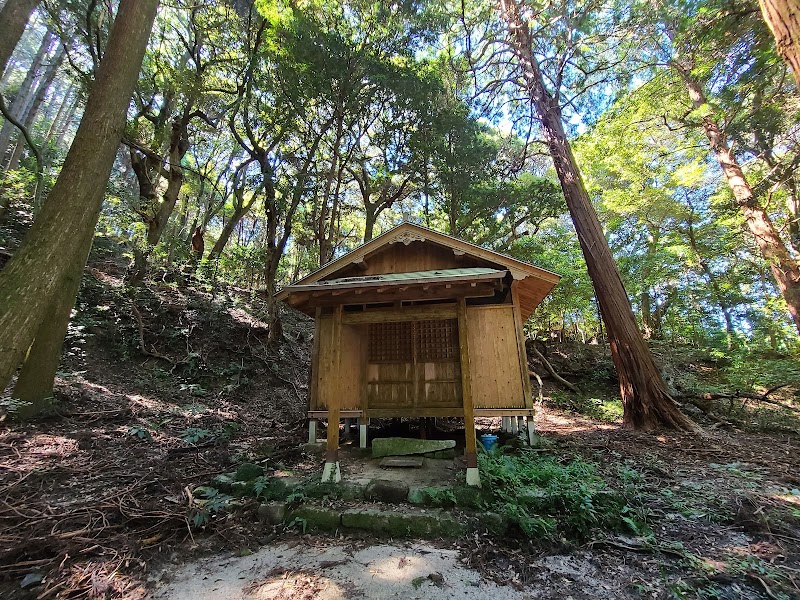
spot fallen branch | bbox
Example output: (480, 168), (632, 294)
(683, 384), (799, 414)
(748, 574), (780, 600)
(530, 347), (581, 394)
(585, 537), (687, 559)
(529, 369), (544, 405)
(130, 300), (179, 366)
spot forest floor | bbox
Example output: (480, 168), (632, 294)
(2, 260), (800, 599)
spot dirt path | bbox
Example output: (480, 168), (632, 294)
(150, 540), (638, 600)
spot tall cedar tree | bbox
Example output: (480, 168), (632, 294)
(0, 0), (40, 76)
(0, 0), (159, 401)
(674, 62), (800, 335)
(499, 0), (696, 430)
(759, 0), (800, 88)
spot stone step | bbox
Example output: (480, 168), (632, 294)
(372, 437), (456, 458)
(285, 503), (467, 538)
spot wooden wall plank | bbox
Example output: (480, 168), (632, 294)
(331, 241), (479, 279)
(308, 308), (322, 412)
(466, 305), (526, 409)
(342, 304), (457, 324)
(511, 280), (534, 410)
(313, 315), (334, 410)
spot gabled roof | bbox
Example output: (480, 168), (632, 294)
(276, 222), (560, 319)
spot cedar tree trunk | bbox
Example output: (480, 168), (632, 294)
(500, 0), (696, 430)
(12, 225), (95, 415)
(0, 28), (52, 161)
(6, 41), (64, 173)
(759, 0), (800, 89)
(0, 0), (39, 77)
(677, 65), (800, 334)
(0, 0), (158, 393)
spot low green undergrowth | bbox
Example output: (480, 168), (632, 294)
(548, 390), (624, 423)
(478, 448), (647, 541)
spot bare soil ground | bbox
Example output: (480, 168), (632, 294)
(1, 265), (800, 599)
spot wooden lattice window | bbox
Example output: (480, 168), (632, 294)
(368, 319), (458, 363)
(417, 319), (458, 360)
(368, 322), (413, 362)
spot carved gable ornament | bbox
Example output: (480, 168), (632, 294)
(389, 230), (426, 246)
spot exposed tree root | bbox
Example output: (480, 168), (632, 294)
(531, 347), (581, 394)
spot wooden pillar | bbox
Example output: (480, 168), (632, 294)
(308, 419), (318, 443)
(457, 297), (480, 487)
(359, 417), (368, 449)
(322, 305), (343, 482)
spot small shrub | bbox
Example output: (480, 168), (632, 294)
(127, 425), (152, 441)
(478, 448), (637, 541)
(180, 427), (214, 444)
(188, 486), (232, 528)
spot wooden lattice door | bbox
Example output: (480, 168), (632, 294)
(366, 319), (461, 411)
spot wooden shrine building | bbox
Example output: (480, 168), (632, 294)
(276, 223), (560, 485)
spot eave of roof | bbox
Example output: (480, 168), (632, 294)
(283, 267), (505, 293)
(276, 222), (560, 302)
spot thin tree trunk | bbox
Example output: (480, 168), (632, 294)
(5, 42), (64, 173)
(686, 205), (736, 348)
(677, 65), (800, 334)
(146, 118), (188, 246)
(499, 0), (695, 431)
(0, 0), (39, 78)
(209, 207), (246, 259)
(53, 95), (78, 148)
(127, 117), (189, 282)
(641, 290), (653, 337)
(0, 29), (52, 162)
(759, 0), (800, 89)
(0, 0), (158, 394)
(318, 108), (345, 267)
(44, 84), (75, 142)
(363, 205), (377, 242)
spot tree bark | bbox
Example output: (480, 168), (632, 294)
(759, 0), (800, 89)
(499, 0), (696, 431)
(0, 28), (53, 162)
(145, 117), (189, 246)
(0, 0), (158, 394)
(686, 204), (736, 348)
(12, 225), (95, 414)
(677, 65), (800, 335)
(210, 208), (246, 259)
(364, 208), (377, 242)
(5, 41), (64, 173)
(0, 0), (39, 78)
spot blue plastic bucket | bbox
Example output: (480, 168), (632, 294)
(480, 434), (498, 451)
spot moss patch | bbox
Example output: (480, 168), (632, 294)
(341, 508), (466, 538)
(372, 438), (455, 458)
(289, 506), (341, 532)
